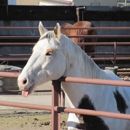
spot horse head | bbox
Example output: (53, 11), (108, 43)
(61, 23), (72, 36)
(17, 22), (66, 97)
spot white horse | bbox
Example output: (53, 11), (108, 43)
(18, 22), (130, 130)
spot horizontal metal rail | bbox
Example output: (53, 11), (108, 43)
(0, 35), (130, 39)
(0, 100), (130, 120)
(0, 70), (129, 82)
(58, 77), (130, 87)
(0, 100), (51, 111)
(1, 89), (52, 94)
(0, 57), (28, 61)
(0, 56), (130, 61)
(117, 72), (130, 75)
(68, 35), (130, 38)
(0, 27), (38, 30)
(60, 27), (130, 30)
(0, 42), (35, 46)
(88, 52), (130, 55)
(0, 42), (130, 46)
(55, 106), (130, 120)
(0, 36), (39, 39)
(0, 53), (130, 57)
(0, 72), (20, 78)
(1, 52), (130, 56)
(93, 57), (130, 61)
(1, 26), (130, 30)
(77, 42), (130, 45)
(0, 54), (30, 56)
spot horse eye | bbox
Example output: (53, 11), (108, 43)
(46, 52), (52, 56)
(46, 49), (53, 56)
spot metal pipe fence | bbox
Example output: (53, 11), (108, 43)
(1, 26), (130, 30)
(0, 72), (130, 130)
(0, 35), (130, 39)
(0, 26), (130, 64)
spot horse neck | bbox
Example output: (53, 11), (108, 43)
(61, 37), (109, 108)
(62, 36), (102, 79)
(82, 53), (102, 78)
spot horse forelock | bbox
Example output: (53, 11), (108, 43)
(39, 31), (54, 41)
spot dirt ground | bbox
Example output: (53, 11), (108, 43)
(0, 81), (69, 130)
(0, 109), (68, 130)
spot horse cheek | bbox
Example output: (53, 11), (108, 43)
(49, 55), (66, 79)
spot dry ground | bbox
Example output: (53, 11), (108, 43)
(0, 81), (69, 130)
(0, 109), (68, 130)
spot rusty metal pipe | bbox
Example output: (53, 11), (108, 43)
(92, 57), (130, 61)
(88, 52), (130, 55)
(0, 27), (38, 30)
(0, 72), (20, 78)
(118, 69), (130, 72)
(0, 58), (28, 61)
(0, 27), (52, 30)
(117, 72), (130, 75)
(4, 89), (51, 93)
(76, 7), (85, 21)
(0, 54), (30, 56)
(1, 57), (130, 61)
(0, 42), (35, 46)
(55, 106), (130, 120)
(0, 100), (51, 111)
(114, 42), (117, 65)
(0, 36), (39, 39)
(1, 27), (130, 30)
(0, 42), (130, 46)
(58, 77), (130, 87)
(1, 53), (130, 57)
(77, 42), (130, 45)
(51, 81), (61, 130)
(60, 27), (130, 30)
(68, 35), (130, 38)
(0, 35), (130, 39)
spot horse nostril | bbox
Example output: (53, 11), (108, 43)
(23, 78), (27, 85)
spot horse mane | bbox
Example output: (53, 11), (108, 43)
(60, 33), (118, 80)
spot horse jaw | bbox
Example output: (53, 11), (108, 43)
(18, 69), (50, 98)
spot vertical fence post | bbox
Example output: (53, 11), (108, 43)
(51, 80), (61, 130)
(61, 90), (65, 107)
(114, 42), (117, 66)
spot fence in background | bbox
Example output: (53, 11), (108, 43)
(0, 26), (130, 67)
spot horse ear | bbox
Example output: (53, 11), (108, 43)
(38, 21), (48, 36)
(54, 23), (61, 40)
